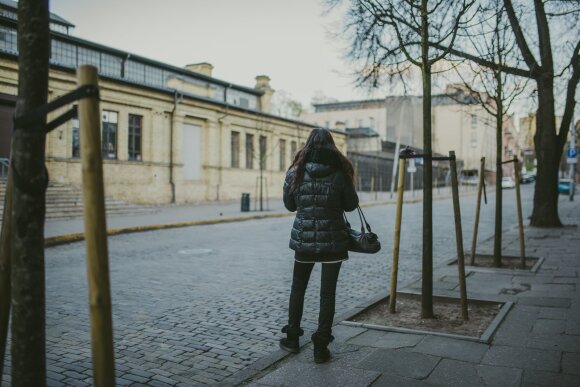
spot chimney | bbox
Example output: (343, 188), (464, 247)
(255, 75), (274, 113)
(185, 62), (214, 77)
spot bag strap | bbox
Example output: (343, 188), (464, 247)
(343, 213), (351, 228)
(356, 206), (373, 232)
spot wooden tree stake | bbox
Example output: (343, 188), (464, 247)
(450, 151), (468, 320)
(78, 65), (116, 387)
(389, 158), (406, 313)
(470, 157), (485, 265)
(514, 156), (526, 269)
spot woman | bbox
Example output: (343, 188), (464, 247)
(280, 128), (358, 364)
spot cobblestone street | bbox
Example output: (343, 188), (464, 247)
(3, 186), (534, 386)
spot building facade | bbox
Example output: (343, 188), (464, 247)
(0, 3), (345, 204)
(302, 86), (497, 180)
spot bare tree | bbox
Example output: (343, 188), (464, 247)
(9, 0), (50, 385)
(450, 0), (529, 266)
(331, 0), (475, 318)
(435, 0), (580, 227)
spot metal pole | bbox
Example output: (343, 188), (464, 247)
(390, 140), (400, 198)
(513, 156), (526, 269)
(450, 151), (468, 320)
(470, 157), (485, 265)
(570, 116), (576, 201)
(389, 157), (406, 313)
(78, 65), (116, 387)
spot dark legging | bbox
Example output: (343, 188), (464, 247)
(288, 261), (342, 341)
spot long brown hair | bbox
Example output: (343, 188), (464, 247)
(288, 128), (354, 192)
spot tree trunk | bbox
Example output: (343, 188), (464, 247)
(11, 1), (50, 385)
(420, 0), (434, 319)
(493, 70), (503, 267)
(530, 76), (563, 227)
(0, 172), (13, 379)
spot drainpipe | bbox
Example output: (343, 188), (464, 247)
(216, 84), (232, 201)
(169, 90), (181, 203)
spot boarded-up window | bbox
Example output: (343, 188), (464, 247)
(231, 131), (240, 168)
(246, 134), (254, 169)
(279, 139), (286, 171)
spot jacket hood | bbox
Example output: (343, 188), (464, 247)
(305, 162), (336, 178)
(305, 148), (341, 178)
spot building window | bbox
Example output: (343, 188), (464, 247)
(128, 114), (142, 161)
(279, 139), (287, 171)
(369, 117), (375, 129)
(291, 141), (297, 160)
(344, 120), (349, 128)
(231, 131), (240, 168)
(325, 121), (330, 128)
(144, 65), (163, 87)
(246, 133), (254, 169)
(125, 60), (145, 83)
(259, 135), (267, 170)
(78, 46), (100, 68)
(51, 39), (76, 67)
(100, 53), (123, 78)
(471, 114), (477, 129)
(0, 26), (17, 54)
(71, 118), (80, 158)
(471, 132), (478, 148)
(358, 119), (363, 127)
(102, 110), (118, 159)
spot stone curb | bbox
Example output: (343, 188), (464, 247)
(43, 189), (483, 248)
(44, 212), (292, 247)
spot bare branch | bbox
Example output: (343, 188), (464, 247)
(504, 0), (541, 75)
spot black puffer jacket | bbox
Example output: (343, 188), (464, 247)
(283, 149), (359, 263)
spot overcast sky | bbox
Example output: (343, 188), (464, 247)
(50, 0), (380, 107)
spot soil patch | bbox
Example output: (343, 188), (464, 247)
(349, 293), (502, 338)
(457, 254), (539, 270)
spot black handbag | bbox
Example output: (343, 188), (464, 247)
(343, 206), (381, 254)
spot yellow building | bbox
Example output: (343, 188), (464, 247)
(0, 4), (345, 204)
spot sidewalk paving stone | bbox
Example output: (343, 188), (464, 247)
(370, 374), (439, 387)
(251, 361), (381, 387)
(425, 359), (484, 386)
(531, 318), (566, 335)
(562, 352), (580, 375)
(411, 336), (489, 363)
(522, 370), (580, 387)
(356, 349), (441, 379)
(476, 364), (523, 387)
(347, 330), (425, 350)
(481, 345), (560, 372)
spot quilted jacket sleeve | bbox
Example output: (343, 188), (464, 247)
(283, 169), (297, 212)
(342, 174), (359, 212)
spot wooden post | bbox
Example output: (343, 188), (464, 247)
(470, 157), (485, 265)
(389, 157), (406, 313)
(450, 151), (468, 320)
(78, 65), (116, 387)
(513, 156), (526, 269)
(0, 170), (13, 379)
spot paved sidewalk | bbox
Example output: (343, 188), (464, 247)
(231, 196), (580, 386)
(44, 186), (476, 242)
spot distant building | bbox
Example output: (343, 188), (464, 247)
(302, 85), (498, 182)
(302, 99), (388, 142)
(519, 112), (564, 175)
(0, 1), (346, 204)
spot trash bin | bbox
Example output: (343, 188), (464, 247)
(241, 193), (250, 212)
